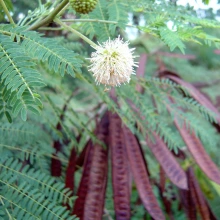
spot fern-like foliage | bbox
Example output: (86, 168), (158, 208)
(0, 24), (83, 121)
(159, 27), (186, 53)
(78, 0), (110, 41)
(0, 25), (82, 77)
(0, 34), (43, 121)
(67, 0), (220, 50)
(138, 1), (220, 52)
(0, 0), (220, 219)
(0, 115), (78, 219)
(0, 158), (77, 220)
(73, 0), (129, 41)
(107, 0), (129, 34)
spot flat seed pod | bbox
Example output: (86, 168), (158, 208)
(72, 141), (93, 218)
(179, 188), (197, 220)
(83, 112), (109, 220)
(187, 167), (210, 220)
(123, 126), (165, 220)
(109, 112), (131, 220)
(146, 132), (188, 190)
(175, 120), (220, 185)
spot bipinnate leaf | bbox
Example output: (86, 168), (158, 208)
(123, 126), (165, 220)
(146, 132), (188, 189)
(0, 35), (44, 120)
(4, 24), (82, 76)
(159, 27), (186, 53)
(174, 120), (220, 185)
(109, 112), (131, 220)
(187, 167), (211, 220)
(163, 73), (220, 123)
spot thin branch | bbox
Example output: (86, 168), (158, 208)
(51, 88), (81, 176)
(57, 2), (69, 17)
(28, 0), (69, 30)
(61, 18), (135, 27)
(54, 18), (97, 48)
(0, 143), (69, 163)
(0, 0), (15, 25)
(75, 102), (103, 113)
(39, 27), (64, 31)
(62, 18), (117, 24)
(61, 88), (81, 120)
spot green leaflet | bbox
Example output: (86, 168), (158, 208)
(0, 35), (43, 121)
(0, 157), (78, 219)
(159, 27), (186, 53)
(0, 24), (82, 77)
(0, 24), (83, 121)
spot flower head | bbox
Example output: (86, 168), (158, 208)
(88, 36), (137, 87)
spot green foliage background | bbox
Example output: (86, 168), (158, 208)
(0, 0), (220, 219)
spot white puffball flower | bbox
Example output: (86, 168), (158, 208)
(88, 36), (138, 87)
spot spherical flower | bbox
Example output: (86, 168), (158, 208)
(88, 36), (138, 87)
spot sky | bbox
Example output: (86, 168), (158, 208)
(177, 0), (220, 13)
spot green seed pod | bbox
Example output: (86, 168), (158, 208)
(70, 0), (98, 14)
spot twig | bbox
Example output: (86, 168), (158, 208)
(28, 0), (69, 30)
(61, 18), (135, 27)
(57, 2), (69, 17)
(54, 18), (97, 48)
(39, 27), (64, 31)
(75, 102), (103, 113)
(0, 143), (69, 163)
(0, 0), (15, 25)
(51, 89), (81, 176)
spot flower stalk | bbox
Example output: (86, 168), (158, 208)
(54, 18), (98, 48)
(0, 0), (15, 26)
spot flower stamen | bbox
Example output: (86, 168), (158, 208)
(88, 36), (138, 87)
